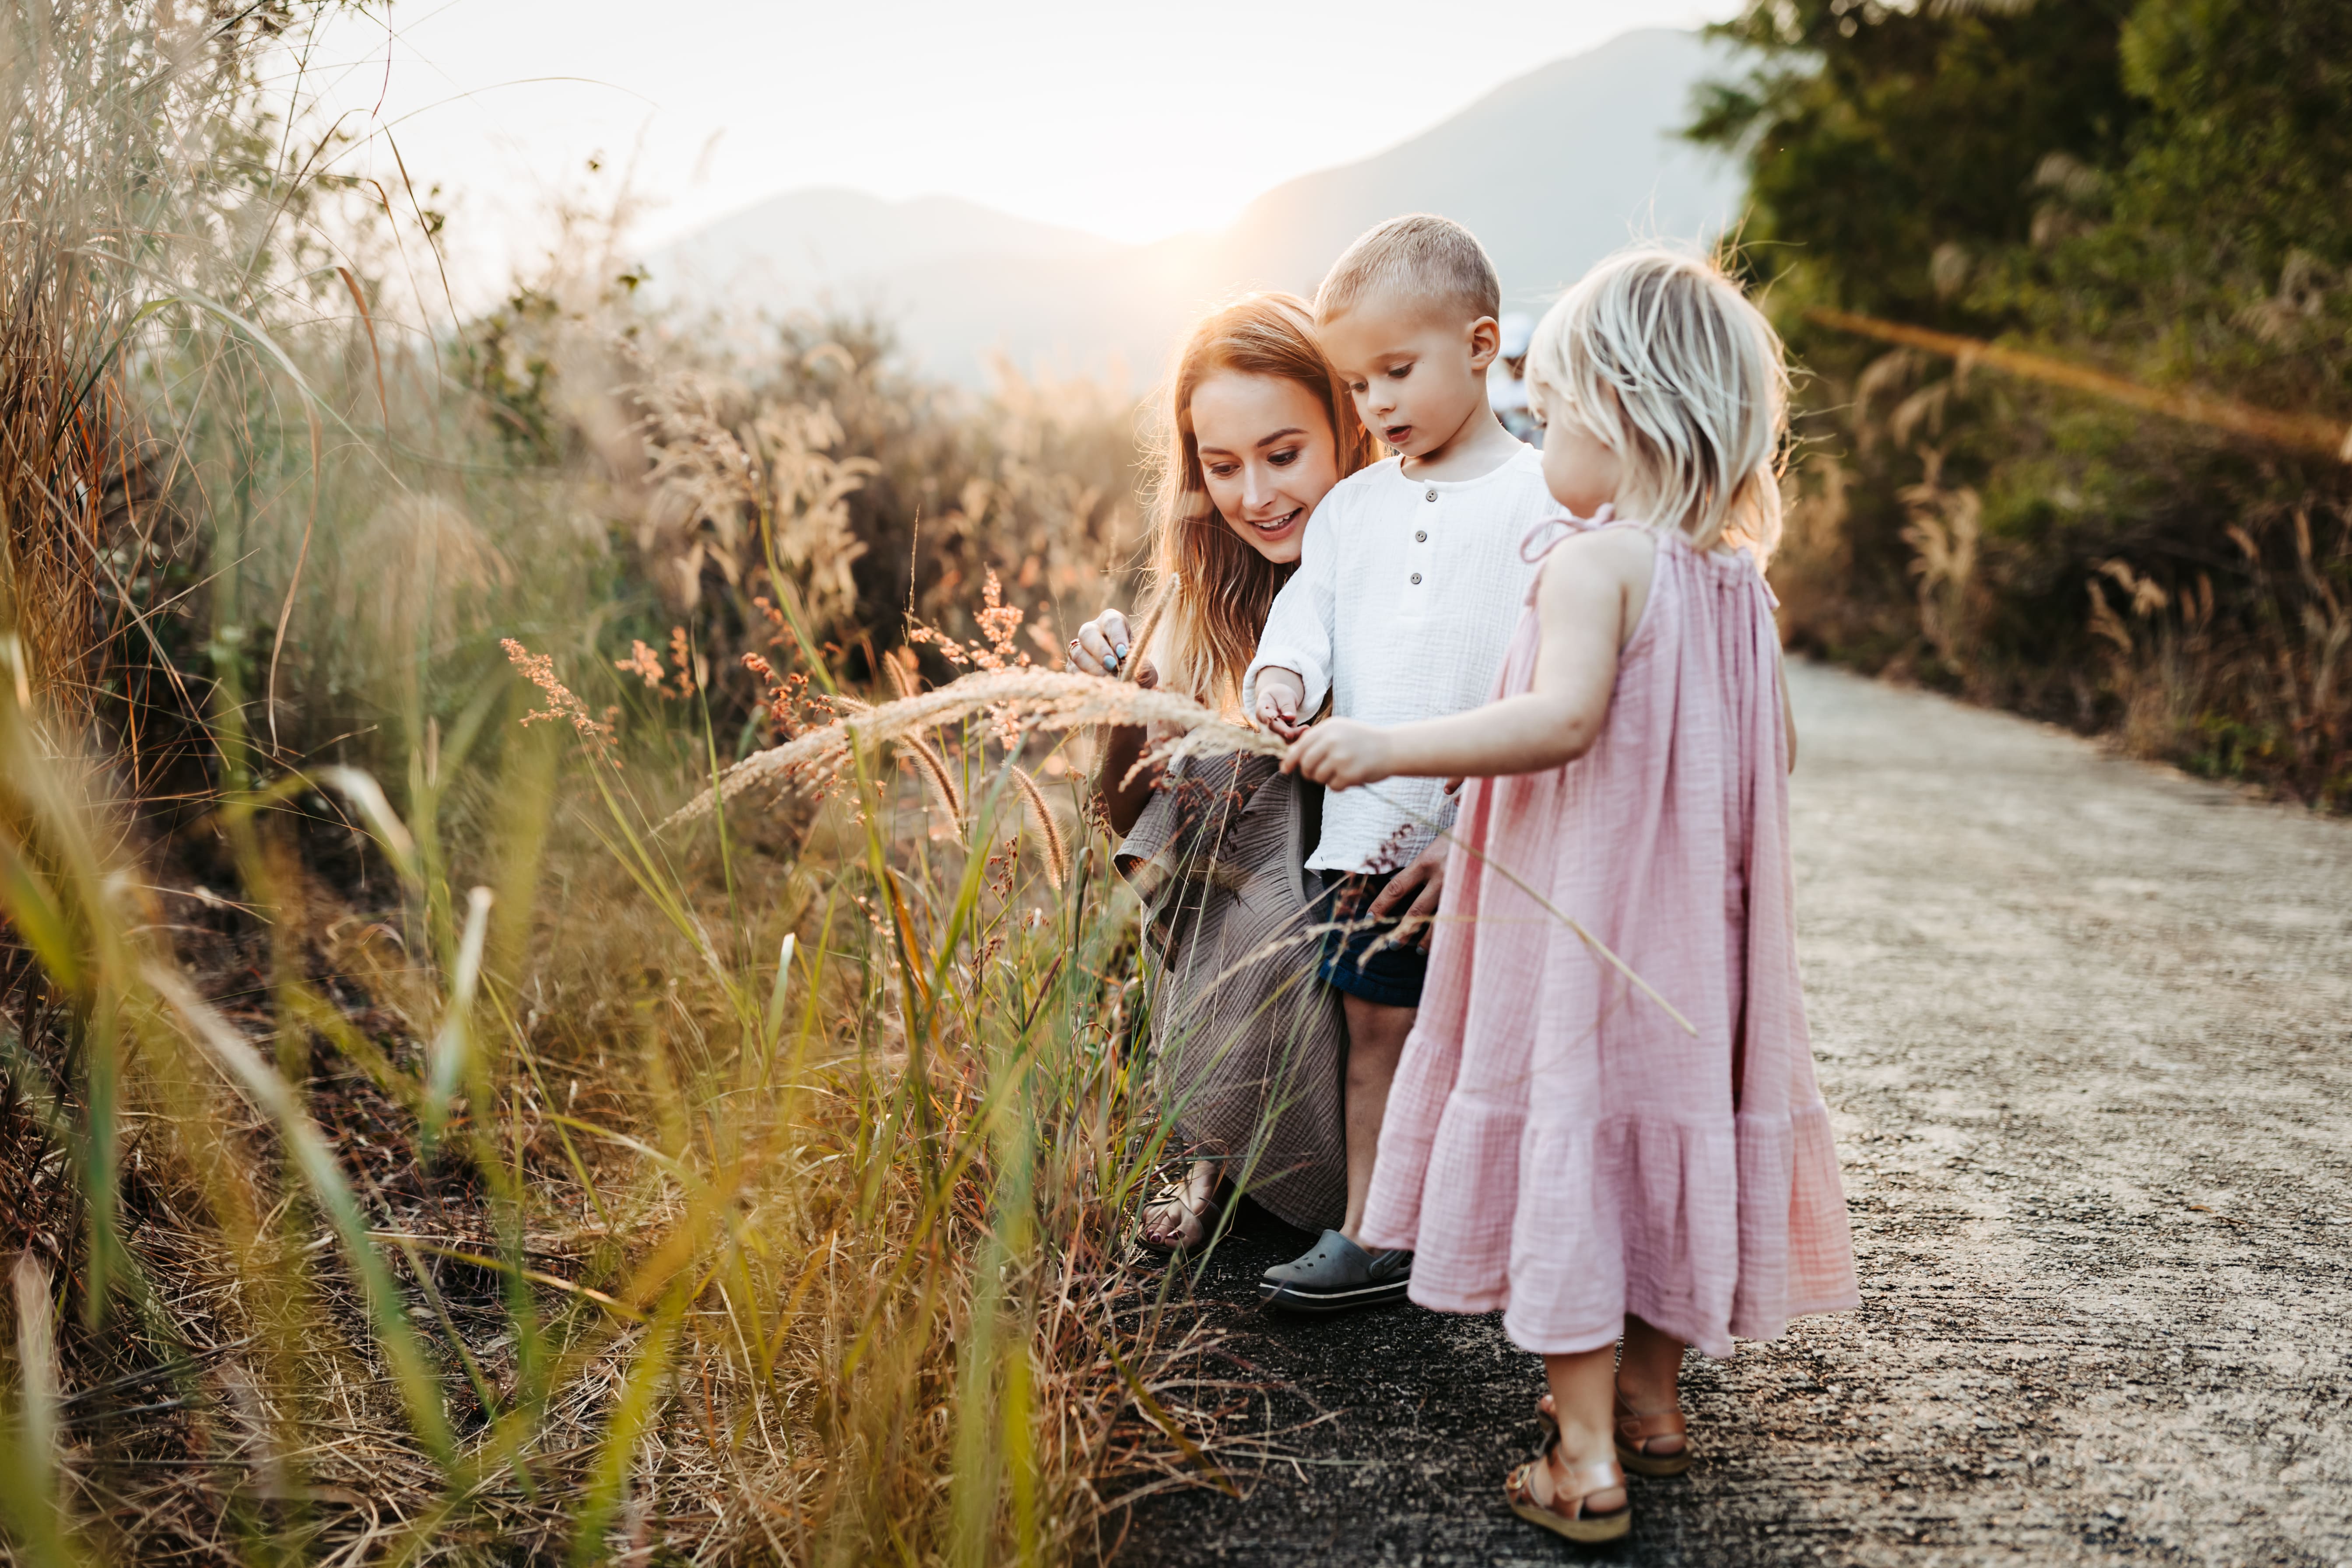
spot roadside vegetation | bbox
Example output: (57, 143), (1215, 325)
(0, 4), (1237, 1562)
(1695, 0), (2351, 809)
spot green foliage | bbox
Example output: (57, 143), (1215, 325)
(1694, 0), (2140, 328)
(1696, 0), (2352, 805)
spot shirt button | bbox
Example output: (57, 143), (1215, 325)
(1415, 530), (1428, 543)
(1410, 572), (1423, 585)
(1425, 488), (1437, 502)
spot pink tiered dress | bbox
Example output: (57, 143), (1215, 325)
(1357, 522), (1858, 1358)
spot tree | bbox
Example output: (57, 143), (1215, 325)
(1691, 0), (2352, 807)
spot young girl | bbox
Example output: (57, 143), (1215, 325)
(1287, 247), (1859, 1541)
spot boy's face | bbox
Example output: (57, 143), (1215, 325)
(1318, 295), (1499, 459)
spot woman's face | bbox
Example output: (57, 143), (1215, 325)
(1189, 371), (1341, 565)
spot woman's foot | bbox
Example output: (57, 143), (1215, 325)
(1137, 1164), (1222, 1253)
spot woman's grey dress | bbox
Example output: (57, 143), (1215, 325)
(1116, 753), (1347, 1232)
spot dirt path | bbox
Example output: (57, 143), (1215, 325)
(1112, 659), (2352, 1568)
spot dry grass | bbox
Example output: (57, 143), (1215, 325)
(671, 669), (1277, 829)
(0, 4), (1257, 1564)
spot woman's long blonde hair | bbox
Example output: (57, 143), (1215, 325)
(1133, 294), (1375, 713)
(1526, 246), (1790, 558)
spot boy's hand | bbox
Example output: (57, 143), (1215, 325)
(1369, 837), (1447, 951)
(1284, 719), (1395, 790)
(1253, 667), (1308, 741)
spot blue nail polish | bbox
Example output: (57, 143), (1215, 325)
(1115, 643), (1129, 659)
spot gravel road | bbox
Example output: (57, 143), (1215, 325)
(1113, 659), (2352, 1568)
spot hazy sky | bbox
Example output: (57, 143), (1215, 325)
(294, 0), (1742, 294)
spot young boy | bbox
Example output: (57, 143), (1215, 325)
(1245, 214), (1555, 1312)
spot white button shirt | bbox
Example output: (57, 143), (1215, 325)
(1244, 446), (1555, 874)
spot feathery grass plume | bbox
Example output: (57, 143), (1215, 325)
(899, 732), (965, 820)
(665, 667), (1280, 828)
(1007, 764), (1069, 888)
(885, 644), (923, 700)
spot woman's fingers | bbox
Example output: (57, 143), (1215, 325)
(1073, 608), (1131, 677)
(1072, 622), (1114, 675)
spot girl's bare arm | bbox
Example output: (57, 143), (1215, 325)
(1286, 530), (1652, 788)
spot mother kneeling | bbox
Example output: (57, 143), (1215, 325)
(1074, 295), (1388, 1255)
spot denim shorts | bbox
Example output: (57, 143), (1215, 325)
(1311, 869), (1429, 1010)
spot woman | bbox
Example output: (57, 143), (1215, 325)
(1070, 294), (1374, 1251)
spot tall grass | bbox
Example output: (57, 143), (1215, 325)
(0, 3), (1231, 1561)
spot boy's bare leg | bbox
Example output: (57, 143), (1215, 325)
(1339, 995), (1415, 1238)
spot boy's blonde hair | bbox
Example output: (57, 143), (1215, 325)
(1527, 246), (1789, 557)
(1314, 214), (1501, 326)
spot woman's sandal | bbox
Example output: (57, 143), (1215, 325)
(1613, 1394), (1693, 1478)
(1505, 1425), (1632, 1543)
(1134, 1177), (1223, 1255)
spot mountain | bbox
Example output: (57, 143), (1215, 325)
(668, 188), (1123, 298)
(658, 28), (1746, 385)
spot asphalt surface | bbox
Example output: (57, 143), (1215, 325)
(1111, 659), (2352, 1568)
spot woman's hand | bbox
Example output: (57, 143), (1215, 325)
(1070, 608), (1155, 686)
(1284, 719), (1395, 790)
(1369, 837), (1447, 951)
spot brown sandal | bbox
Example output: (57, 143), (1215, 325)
(1134, 1177), (1223, 1255)
(1506, 1426), (1631, 1543)
(1613, 1394), (1692, 1477)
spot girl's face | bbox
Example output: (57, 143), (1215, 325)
(1190, 371), (1341, 564)
(1534, 384), (1624, 517)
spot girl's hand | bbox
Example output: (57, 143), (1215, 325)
(1071, 608), (1154, 686)
(1369, 837), (1447, 951)
(1285, 719), (1394, 790)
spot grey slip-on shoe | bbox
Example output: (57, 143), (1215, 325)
(1257, 1228), (1412, 1313)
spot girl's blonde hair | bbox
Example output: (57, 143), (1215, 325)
(1526, 246), (1789, 557)
(1134, 293), (1376, 712)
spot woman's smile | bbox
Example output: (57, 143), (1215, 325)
(1246, 503), (1307, 540)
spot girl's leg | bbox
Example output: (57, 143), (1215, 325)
(1615, 1313), (1688, 1458)
(1538, 1346), (1628, 1512)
